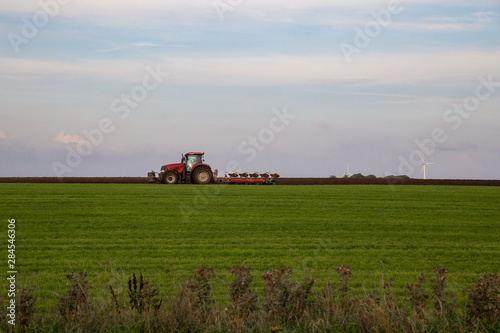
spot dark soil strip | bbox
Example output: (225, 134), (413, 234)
(1, 177), (499, 186)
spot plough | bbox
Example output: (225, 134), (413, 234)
(214, 170), (279, 185)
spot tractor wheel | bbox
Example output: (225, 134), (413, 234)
(193, 166), (212, 184)
(162, 171), (179, 184)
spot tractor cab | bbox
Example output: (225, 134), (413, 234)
(183, 152), (204, 172)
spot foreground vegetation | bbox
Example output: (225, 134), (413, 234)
(2, 264), (499, 332)
(1, 183), (499, 330)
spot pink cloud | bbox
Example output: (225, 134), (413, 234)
(53, 131), (85, 144)
(0, 130), (6, 139)
(315, 120), (331, 130)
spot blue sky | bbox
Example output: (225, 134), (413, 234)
(1, 0), (499, 179)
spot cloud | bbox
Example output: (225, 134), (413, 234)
(0, 58), (151, 82)
(391, 12), (500, 32)
(164, 51), (500, 86)
(2, 0), (498, 21)
(391, 22), (472, 32)
(475, 11), (498, 24)
(53, 131), (85, 144)
(1, 50), (499, 86)
(315, 120), (331, 130)
(0, 130), (6, 139)
(133, 42), (160, 47)
(93, 42), (161, 54)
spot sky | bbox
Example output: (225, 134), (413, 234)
(0, 0), (499, 179)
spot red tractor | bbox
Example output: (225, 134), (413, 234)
(149, 152), (213, 184)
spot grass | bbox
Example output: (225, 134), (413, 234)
(1, 183), (499, 310)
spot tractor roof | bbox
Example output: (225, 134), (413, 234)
(185, 152), (204, 155)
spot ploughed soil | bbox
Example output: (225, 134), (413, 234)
(1, 177), (499, 186)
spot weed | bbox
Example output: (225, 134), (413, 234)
(17, 284), (37, 330)
(109, 285), (120, 313)
(164, 278), (199, 331)
(431, 265), (456, 320)
(127, 272), (162, 312)
(336, 264), (353, 309)
(229, 264), (258, 325)
(187, 266), (216, 318)
(262, 265), (294, 325)
(261, 265), (316, 328)
(466, 273), (500, 326)
(55, 271), (92, 321)
(406, 273), (428, 321)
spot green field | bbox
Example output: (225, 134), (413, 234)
(1, 183), (499, 307)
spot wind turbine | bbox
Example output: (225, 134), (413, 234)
(343, 163), (353, 178)
(419, 155), (434, 179)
